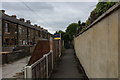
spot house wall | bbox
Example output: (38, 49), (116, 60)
(18, 25), (27, 45)
(2, 20), (18, 46)
(1, 10), (53, 52)
(34, 30), (40, 43)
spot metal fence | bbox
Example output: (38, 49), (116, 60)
(24, 51), (54, 79)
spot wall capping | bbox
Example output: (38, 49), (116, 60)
(76, 2), (120, 37)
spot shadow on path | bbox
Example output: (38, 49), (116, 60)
(51, 49), (88, 79)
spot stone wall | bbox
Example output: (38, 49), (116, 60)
(2, 20), (18, 46)
(74, 3), (120, 78)
(18, 25), (27, 45)
(2, 45), (31, 64)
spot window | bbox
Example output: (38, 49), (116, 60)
(15, 26), (18, 34)
(5, 23), (9, 32)
(19, 27), (22, 35)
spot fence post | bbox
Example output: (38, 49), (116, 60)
(59, 39), (61, 57)
(50, 37), (54, 70)
(24, 66), (32, 79)
(45, 54), (49, 78)
(50, 50), (54, 70)
(24, 66), (27, 79)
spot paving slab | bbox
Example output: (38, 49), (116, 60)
(1, 56), (30, 78)
(51, 49), (87, 78)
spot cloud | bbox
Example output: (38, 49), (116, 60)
(2, 2), (54, 12)
(2, 0), (98, 2)
(1, 2), (97, 33)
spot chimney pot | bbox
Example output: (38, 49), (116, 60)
(1, 10), (5, 14)
(19, 18), (25, 22)
(26, 20), (31, 24)
(41, 28), (43, 30)
(34, 24), (37, 26)
(11, 15), (17, 18)
(38, 26), (41, 28)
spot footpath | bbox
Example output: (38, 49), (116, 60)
(1, 56), (30, 78)
(51, 49), (87, 79)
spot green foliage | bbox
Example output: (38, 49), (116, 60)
(56, 23), (79, 41)
(66, 23), (79, 37)
(95, 2), (116, 17)
(63, 33), (72, 41)
(86, 2), (116, 25)
(55, 23), (79, 48)
(78, 20), (81, 26)
(55, 2), (117, 49)
(55, 30), (73, 49)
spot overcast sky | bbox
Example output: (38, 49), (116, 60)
(1, 2), (98, 33)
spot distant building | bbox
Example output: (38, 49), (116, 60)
(0, 10), (53, 52)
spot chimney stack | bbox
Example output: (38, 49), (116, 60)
(0, 10), (5, 14)
(41, 27), (43, 30)
(45, 30), (48, 32)
(38, 26), (41, 28)
(19, 18), (25, 22)
(34, 24), (38, 27)
(11, 15), (17, 18)
(26, 20), (31, 24)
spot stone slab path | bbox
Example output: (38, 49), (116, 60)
(51, 49), (87, 78)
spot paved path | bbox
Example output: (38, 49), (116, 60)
(51, 49), (87, 78)
(1, 56), (30, 78)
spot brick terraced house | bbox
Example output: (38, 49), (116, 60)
(0, 10), (53, 52)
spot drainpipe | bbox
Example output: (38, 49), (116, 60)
(16, 24), (19, 45)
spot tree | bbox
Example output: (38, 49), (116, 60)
(77, 20), (82, 33)
(86, 2), (116, 25)
(55, 23), (79, 48)
(66, 23), (79, 40)
(78, 20), (81, 26)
